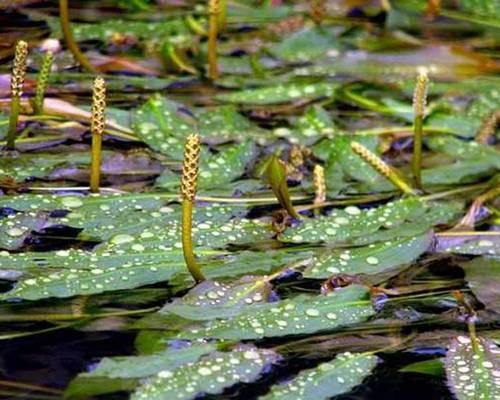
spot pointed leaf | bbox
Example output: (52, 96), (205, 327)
(260, 352), (378, 400)
(445, 335), (500, 400)
(181, 285), (375, 340)
(131, 346), (280, 400)
(305, 232), (433, 278)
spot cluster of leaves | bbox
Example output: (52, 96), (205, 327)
(0, 0), (499, 399)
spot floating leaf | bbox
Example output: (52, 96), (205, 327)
(78, 343), (216, 380)
(280, 198), (460, 245)
(458, 257), (500, 311)
(131, 95), (194, 160)
(216, 82), (338, 105)
(65, 343), (217, 398)
(290, 105), (338, 145)
(131, 346), (280, 400)
(181, 285), (374, 340)
(270, 27), (335, 62)
(0, 247), (185, 300)
(304, 232), (433, 278)
(445, 335), (500, 400)
(437, 235), (500, 256)
(400, 359), (444, 375)
(0, 211), (48, 250)
(160, 277), (273, 320)
(322, 134), (385, 193)
(195, 105), (267, 143)
(260, 352), (378, 400)
(47, 17), (194, 45)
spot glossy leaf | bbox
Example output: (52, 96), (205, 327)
(132, 346), (280, 400)
(181, 285), (375, 340)
(445, 335), (500, 400)
(304, 232), (433, 278)
(260, 352), (378, 400)
(280, 198), (460, 245)
(216, 82), (338, 105)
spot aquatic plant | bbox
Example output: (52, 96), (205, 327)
(313, 164), (326, 212)
(58, 0), (97, 72)
(207, 0), (220, 80)
(6, 40), (28, 151)
(412, 70), (428, 190)
(33, 50), (54, 115)
(181, 133), (206, 283)
(265, 154), (301, 219)
(350, 141), (416, 195)
(89, 76), (106, 193)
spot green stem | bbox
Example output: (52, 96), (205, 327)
(59, 0), (97, 72)
(207, 7), (219, 80)
(412, 114), (423, 190)
(182, 199), (205, 282)
(6, 95), (21, 150)
(89, 120), (102, 193)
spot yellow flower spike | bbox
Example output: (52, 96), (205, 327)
(89, 76), (106, 193)
(412, 70), (428, 190)
(33, 50), (54, 115)
(6, 40), (29, 151)
(207, 0), (220, 80)
(350, 141), (416, 195)
(313, 164), (326, 214)
(59, 0), (97, 72)
(475, 110), (500, 145)
(310, 0), (326, 25)
(181, 134), (206, 283)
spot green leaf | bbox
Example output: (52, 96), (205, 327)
(65, 343), (216, 398)
(426, 136), (500, 168)
(400, 359), (444, 375)
(216, 82), (338, 105)
(195, 105), (267, 143)
(323, 134), (384, 192)
(304, 232), (433, 278)
(438, 235), (500, 256)
(445, 335), (500, 400)
(260, 352), (378, 400)
(270, 27), (335, 62)
(132, 95), (194, 159)
(181, 285), (375, 340)
(79, 343), (216, 379)
(458, 257), (500, 311)
(131, 346), (280, 400)
(47, 17), (194, 45)
(0, 152), (93, 181)
(160, 277), (272, 320)
(0, 247), (185, 300)
(198, 141), (257, 189)
(460, 0), (500, 19)
(280, 198), (460, 245)
(0, 212), (48, 250)
(291, 105), (338, 145)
